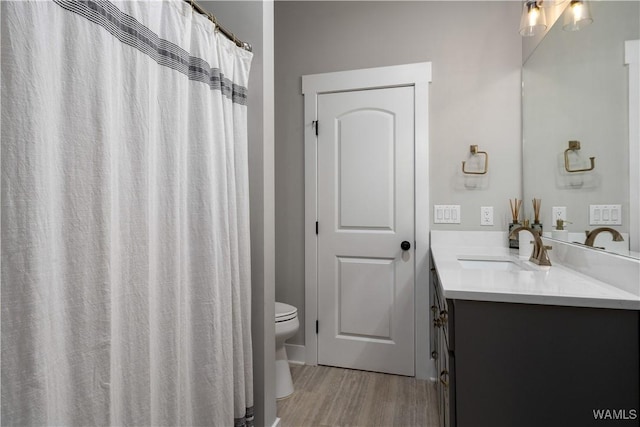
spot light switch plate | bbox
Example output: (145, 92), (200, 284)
(480, 206), (493, 226)
(434, 205), (461, 224)
(589, 204), (622, 225)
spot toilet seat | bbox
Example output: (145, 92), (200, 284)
(275, 302), (297, 323)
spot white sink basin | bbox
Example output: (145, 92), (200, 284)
(458, 259), (523, 271)
(457, 255), (531, 271)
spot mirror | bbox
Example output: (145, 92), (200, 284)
(522, 0), (639, 259)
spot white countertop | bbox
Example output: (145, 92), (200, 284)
(431, 245), (640, 310)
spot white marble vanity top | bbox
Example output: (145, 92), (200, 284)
(431, 231), (640, 310)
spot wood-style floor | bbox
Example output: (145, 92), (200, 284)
(276, 365), (440, 427)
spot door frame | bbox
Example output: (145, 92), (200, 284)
(625, 40), (639, 252)
(302, 62), (432, 379)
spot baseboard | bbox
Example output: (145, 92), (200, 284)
(271, 417), (281, 427)
(285, 343), (306, 365)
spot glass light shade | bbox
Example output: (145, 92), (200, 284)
(563, 0), (593, 31)
(539, 0), (568, 8)
(520, 1), (547, 37)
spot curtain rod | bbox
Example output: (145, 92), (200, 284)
(185, 0), (252, 52)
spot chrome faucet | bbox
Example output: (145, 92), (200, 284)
(584, 227), (624, 247)
(509, 226), (552, 266)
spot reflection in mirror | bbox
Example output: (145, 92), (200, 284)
(522, 1), (639, 259)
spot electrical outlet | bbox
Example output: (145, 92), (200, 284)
(552, 207), (567, 222)
(480, 206), (494, 226)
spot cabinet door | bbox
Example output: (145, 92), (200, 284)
(429, 267), (438, 361)
(453, 300), (639, 427)
(430, 266), (439, 358)
(434, 313), (443, 425)
(439, 327), (450, 427)
(431, 258), (454, 427)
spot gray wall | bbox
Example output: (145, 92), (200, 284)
(201, 2), (276, 426)
(275, 1), (523, 345)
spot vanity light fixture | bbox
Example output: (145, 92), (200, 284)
(539, 0), (567, 7)
(563, 0), (593, 31)
(519, 0), (547, 37)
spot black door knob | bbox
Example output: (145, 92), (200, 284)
(401, 241), (411, 251)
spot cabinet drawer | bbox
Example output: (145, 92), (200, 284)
(431, 267), (453, 351)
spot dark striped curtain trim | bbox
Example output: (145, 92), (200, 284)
(234, 406), (255, 427)
(53, 0), (248, 105)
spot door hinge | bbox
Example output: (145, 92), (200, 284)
(315, 221), (318, 235)
(312, 120), (318, 136)
(316, 320), (319, 334)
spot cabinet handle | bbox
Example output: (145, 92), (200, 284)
(439, 310), (448, 324)
(432, 351), (438, 360)
(440, 369), (449, 387)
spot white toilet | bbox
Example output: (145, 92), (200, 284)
(275, 302), (299, 399)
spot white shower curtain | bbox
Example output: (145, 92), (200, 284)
(1, 1), (253, 426)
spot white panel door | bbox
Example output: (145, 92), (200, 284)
(317, 86), (415, 376)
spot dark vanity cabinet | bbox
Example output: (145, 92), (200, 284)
(429, 255), (640, 427)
